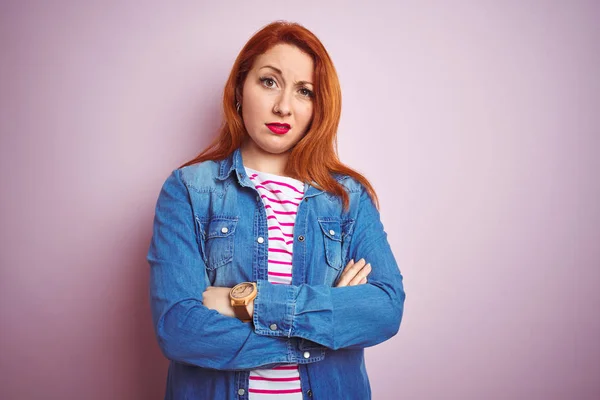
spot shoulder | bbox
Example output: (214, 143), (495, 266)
(324, 174), (374, 217)
(177, 160), (222, 193)
(332, 174), (367, 196)
(331, 173), (378, 215)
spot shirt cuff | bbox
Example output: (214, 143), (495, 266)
(253, 279), (296, 338)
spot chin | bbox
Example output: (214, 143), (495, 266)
(257, 137), (300, 155)
(258, 144), (294, 155)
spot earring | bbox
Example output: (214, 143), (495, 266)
(236, 101), (241, 114)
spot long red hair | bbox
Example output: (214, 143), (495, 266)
(179, 21), (378, 210)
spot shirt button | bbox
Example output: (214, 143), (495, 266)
(270, 323), (278, 331)
(303, 351), (310, 359)
(307, 389), (313, 397)
(298, 235), (305, 242)
(329, 229), (335, 236)
(257, 237), (264, 244)
(238, 388), (245, 395)
(221, 227), (229, 234)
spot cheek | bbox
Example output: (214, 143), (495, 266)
(243, 91), (269, 125)
(297, 103), (314, 127)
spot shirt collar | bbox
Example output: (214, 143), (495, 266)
(217, 147), (242, 181)
(217, 147), (347, 192)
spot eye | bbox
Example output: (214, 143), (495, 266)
(259, 77), (277, 89)
(299, 88), (314, 98)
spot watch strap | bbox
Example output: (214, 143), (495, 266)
(232, 304), (252, 322)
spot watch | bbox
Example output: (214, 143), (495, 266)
(230, 282), (257, 322)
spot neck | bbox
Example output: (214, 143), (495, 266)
(240, 140), (290, 176)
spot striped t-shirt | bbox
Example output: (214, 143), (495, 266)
(245, 166), (304, 399)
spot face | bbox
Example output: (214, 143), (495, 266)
(239, 43), (315, 156)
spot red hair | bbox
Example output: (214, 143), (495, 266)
(179, 21), (378, 210)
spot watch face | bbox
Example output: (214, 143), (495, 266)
(231, 283), (254, 299)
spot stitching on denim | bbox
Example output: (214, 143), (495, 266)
(286, 286), (296, 338)
(197, 216), (239, 270)
(220, 175), (235, 198)
(184, 181), (218, 194)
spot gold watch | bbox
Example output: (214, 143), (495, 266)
(229, 282), (257, 322)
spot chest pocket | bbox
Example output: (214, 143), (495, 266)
(318, 218), (354, 285)
(197, 216), (238, 271)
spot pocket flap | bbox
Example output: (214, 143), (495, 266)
(204, 216), (238, 239)
(318, 219), (342, 242)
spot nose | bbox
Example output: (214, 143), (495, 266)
(273, 92), (292, 116)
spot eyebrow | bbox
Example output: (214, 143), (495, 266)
(259, 65), (313, 86)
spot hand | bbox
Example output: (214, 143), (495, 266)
(202, 286), (255, 320)
(202, 286), (236, 318)
(335, 258), (372, 287)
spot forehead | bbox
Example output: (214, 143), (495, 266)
(253, 43), (314, 81)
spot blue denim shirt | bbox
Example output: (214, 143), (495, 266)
(148, 148), (406, 399)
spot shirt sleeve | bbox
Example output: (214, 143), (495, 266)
(148, 169), (325, 370)
(252, 185), (406, 350)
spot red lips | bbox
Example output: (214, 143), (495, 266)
(266, 123), (291, 135)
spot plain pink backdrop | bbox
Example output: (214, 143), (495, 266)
(1, 1), (599, 399)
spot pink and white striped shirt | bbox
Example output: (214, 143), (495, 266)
(245, 166), (304, 400)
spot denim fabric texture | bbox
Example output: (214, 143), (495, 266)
(148, 148), (406, 399)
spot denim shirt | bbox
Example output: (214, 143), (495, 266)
(148, 148), (406, 399)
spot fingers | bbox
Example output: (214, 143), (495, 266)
(335, 258), (371, 287)
(336, 258), (360, 287)
(347, 263), (371, 286)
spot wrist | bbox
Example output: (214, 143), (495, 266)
(230, 282), (257, 322)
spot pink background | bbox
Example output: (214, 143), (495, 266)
(1, 1), (599, 399)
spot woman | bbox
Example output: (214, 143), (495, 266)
(148, 20), (405, 399)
